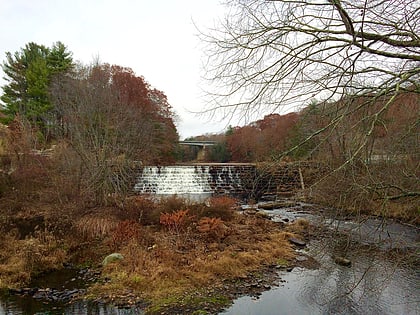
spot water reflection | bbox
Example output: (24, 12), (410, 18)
(221, 239), (419, 315)
(0, 297), (144, 315)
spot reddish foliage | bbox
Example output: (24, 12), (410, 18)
(226, 113), (299, 162)
(124, 195), (159, 223)
(205, 196), (237, 221)
(208, 196), (237, 209)
(109, 65), (178, 164)
(159, 209), (191, 233)
(110, 220), (142, 249)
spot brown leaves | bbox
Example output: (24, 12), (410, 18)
(159, 209), (191, 233)
(110, 220), (142, 250)
(196, 217), (227, 240)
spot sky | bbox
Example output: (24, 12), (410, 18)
(0, 0), (233, 140)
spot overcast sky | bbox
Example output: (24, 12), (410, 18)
(0, 0), (233, 139)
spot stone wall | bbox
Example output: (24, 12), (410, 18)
(135, 162), (318, 200)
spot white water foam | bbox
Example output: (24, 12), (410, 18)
(134, 165), (213, 194)
(134, 165), (247, 201)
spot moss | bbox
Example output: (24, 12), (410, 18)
(276, 258), (290, 267)
(146, 296), (179, 314)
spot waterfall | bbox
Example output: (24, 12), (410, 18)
(134, 165), (253, 200)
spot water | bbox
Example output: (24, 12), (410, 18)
(135, 166), (214, 195)
(0, 297), (144, 315)
(221, 205), (420, 315)
(265, 204), (419, 249)
(0, 268), (145, 315)
(221, 263), (419, 314)
(221, 244), (419, 314)
(134, 165), (248, 201)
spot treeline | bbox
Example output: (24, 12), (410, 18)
(181, 92), (419, 222)
(182, 91), (418, 165)
(1, 42), (178, 162)
(0, 42), (178, 203)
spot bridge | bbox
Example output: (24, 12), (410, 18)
(178, 141), (217, 161)
(178, 140), (216, 146)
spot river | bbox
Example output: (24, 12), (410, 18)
(221, 205), (419, 315)
(1, 204), (418, 314)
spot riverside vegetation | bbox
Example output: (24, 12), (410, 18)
(0, 137), (418, 314)
(0, 146), (307, 313)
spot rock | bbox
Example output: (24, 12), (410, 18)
(9, 288), (23, 295)
(244, 209), (257, 215)
(295, 255), (308, 262)
(102, 253), (124, 266)
(258, 201), (298, 210)
(334, 256), (352, 267)
(286, 267), (294, 272)
(288, 237), (306, 247)
(32, 290), (47, 299)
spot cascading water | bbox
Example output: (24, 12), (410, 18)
(134, 165), (252, 200)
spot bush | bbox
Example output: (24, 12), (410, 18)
(158, 195), (190, 213)
(203, 196), (238, 221)
(197, 217), (227, 241)
(159, 209), (192, 234)
(124, 195), (160, 224)
(110, 220), (143, 250)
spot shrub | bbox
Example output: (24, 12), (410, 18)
(159, 195), (189, 213)
(197, 217), (227, 240)
(110, 220), (143, 250)
(204, 196), (238, 221)
(159, 209), (192, 234)
(124, 195), (160, 224)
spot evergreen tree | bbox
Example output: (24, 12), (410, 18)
(1, 42), (73, 138)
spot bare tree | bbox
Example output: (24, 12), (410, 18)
(201, 0), (419, 207)
(202, 0), (419, 114)
(50, 63), (178, 204)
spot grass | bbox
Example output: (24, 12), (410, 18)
(84, 213), (296, 312)
(0, 231), (67, 288)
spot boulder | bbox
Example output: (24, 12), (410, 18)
(102, 253), (124, 266)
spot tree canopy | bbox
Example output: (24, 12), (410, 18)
(202, 0), (419, 204)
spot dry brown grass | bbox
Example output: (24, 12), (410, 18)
(89, 214), (296, 302)
(0, 231), (66, 288)
(76, 215), (119, 240)
(286, 218), (310, 234)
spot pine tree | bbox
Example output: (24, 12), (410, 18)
(1, 42), (73, 139)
